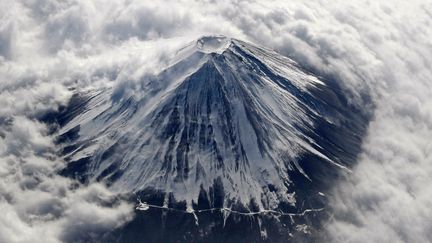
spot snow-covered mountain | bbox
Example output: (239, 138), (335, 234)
(56, 35), (368, 220)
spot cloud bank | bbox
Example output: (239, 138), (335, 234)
(1, 0), (431, 242)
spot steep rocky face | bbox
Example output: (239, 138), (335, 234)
(56, 36), (369, 216)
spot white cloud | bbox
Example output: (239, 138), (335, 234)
(1, 0), (431, 242)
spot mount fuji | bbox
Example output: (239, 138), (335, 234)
(50, 35), (370, 242)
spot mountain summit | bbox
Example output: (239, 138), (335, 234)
(57, 36), (367, 216)
(195, 35), (231, 54)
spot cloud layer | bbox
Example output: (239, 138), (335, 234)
(1, 0), (431, 242)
